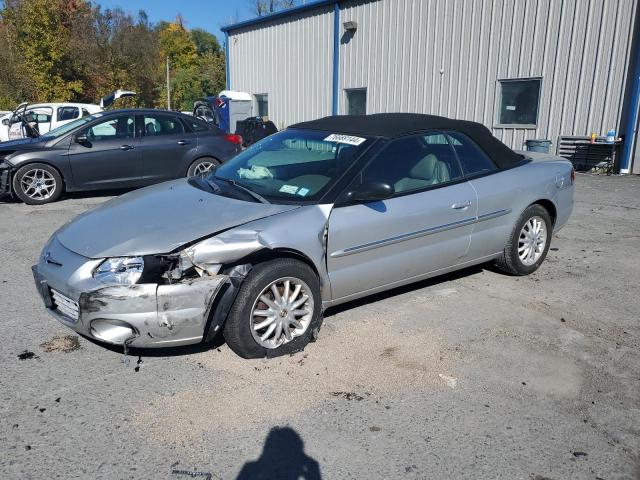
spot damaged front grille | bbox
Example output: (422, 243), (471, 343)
(50, 289), (79, 322)
(0, 162), (11, 196)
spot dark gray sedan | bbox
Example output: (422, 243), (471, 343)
(0, 109), (242, 204)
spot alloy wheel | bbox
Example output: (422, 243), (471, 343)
(518, 215), (547, 266)
(250, 277), (314, 349)
(193, 161), (215, 176)
(20, 168), (57, 201)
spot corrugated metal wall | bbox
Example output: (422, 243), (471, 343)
(228, 5), (334, 129)
(339, 0), (637, 150)
(227, 0), (638, 152)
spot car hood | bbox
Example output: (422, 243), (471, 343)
(0, 136), (48, 151)
(56, 179), (300, 258)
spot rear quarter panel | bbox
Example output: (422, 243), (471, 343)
(466, 156), (574, 260)
(197, 133), (241, 165)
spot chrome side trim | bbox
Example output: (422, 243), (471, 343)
(476, 208), (511, 222)
(329, 209), (511, 258)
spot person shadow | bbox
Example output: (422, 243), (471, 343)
(236, 427), (321, 480)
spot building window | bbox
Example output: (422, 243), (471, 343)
(255, 94), (268, 118)
(497, 78), (541, 126)
(346, 88), (367, 115)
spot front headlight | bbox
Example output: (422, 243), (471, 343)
(93, 257), (144, 285)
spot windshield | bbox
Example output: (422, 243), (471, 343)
(212, 129), (372, 203)
(43, 113), (104, 138)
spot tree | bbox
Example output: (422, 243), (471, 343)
(0, 1), (225, 110)
(190, 28), (221, 56)
(251, 0), (297, 16)
(1, 0), (83, 102)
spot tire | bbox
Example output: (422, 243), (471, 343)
(223, 258), (323, 359)
(187, 157), (220, 177)
(496, 204), (553, 276)
(12, 163), (63, 205)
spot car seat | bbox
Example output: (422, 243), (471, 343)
(394, 153), (450, 191)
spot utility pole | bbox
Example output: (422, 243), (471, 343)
(166, 57), (171, 110)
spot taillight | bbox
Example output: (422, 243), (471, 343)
(223, 134), (243, 145)
(570, 167), (576, 184)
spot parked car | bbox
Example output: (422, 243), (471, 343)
(32, 113), (574, 358)
(0, 109), (242, 204)
(1, 90), (135, 142)
(1, 102), (101, 141)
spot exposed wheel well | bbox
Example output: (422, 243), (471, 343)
(529, 199), (557, 226)
(226, 248), (320, 279)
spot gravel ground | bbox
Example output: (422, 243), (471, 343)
(0, 174), (639, 480)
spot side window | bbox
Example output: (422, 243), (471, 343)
(359, 132), (462, 194)
(184, 117), (209, 132)
(57, 107), (79, 121)
(85, 115), (134, 141)
(143, 115), (185, 136)
(446, 131), (497, 176)
(81, 108), (90, 117)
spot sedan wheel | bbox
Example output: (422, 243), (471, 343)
(250, 277), (314, 349)
(496, 204), (553, 275)
(12, 163), (63, 205)
(188, 157), (220, 177)
(518, 216), (547, 266)
(223, 258), (323, 359)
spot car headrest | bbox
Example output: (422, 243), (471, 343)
(146, 123), (157, 134)
(410, 154), (438, 180)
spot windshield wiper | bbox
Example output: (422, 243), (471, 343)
(214, 176), (270, 204)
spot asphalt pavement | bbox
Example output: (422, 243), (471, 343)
(1, 174), (639, 479)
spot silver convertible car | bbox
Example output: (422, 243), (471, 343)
(32, 114), (574, 358)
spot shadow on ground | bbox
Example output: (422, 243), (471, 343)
(236, 427), (321, 480)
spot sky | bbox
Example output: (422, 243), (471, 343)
(95, 0), (255, 42)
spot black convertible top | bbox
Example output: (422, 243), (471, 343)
(290, 113), (524, 169)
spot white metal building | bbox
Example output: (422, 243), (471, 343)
(222, 0), (640, 173)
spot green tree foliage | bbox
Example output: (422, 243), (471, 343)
(0, 0), (226, 111)
(252, 0), (297, 16)
(190, 28), (221, 56)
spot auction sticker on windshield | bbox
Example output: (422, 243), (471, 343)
(324, 134), (366, 146)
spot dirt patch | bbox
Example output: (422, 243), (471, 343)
(40, 335), (81, 353)
(134, 313), (453, 446)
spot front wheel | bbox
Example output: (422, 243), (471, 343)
(12, 163), (63, 205)
(223, 258), (323, 359)
(187, 157), (220, 177)
(496, 204), (553, 275)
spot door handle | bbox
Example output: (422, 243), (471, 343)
(120, 144), (134, 151)
(451, 200), (472, 210)
(177, 140), (190, 145)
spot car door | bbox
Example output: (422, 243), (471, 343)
(54, 106), (80, 130)
(326, 132), (478, 301)
(67, 113), (142, 189)
(445, 131), (517, 260)
(137, 113), (198, 182)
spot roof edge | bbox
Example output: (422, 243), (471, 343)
(221, 0), (338, 33)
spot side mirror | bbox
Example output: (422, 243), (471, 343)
(74, 133), (89, 144)
(348, 181), (395, 203)
(1, 119), (8, 126)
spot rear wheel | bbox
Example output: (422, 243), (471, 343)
(12, 163), (63, 205)
(187, 157), (220, 177)
(223, 258), (323, 359)
(496, 204), (552, 275)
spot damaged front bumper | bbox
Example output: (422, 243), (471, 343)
(32, 237), (235, 348)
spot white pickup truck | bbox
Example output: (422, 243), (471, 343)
(0, 91), (136, 142)
(1, 103), (101, 141)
